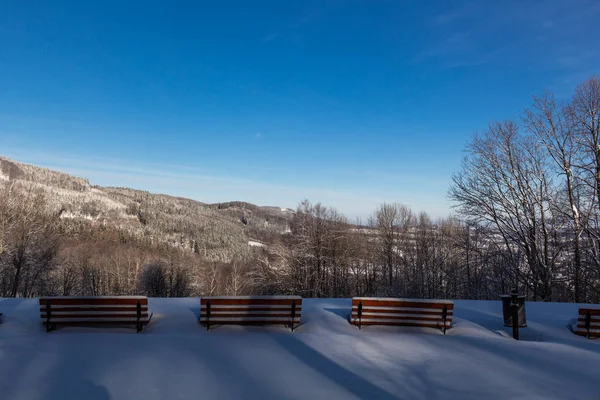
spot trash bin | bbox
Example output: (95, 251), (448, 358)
(500, 294), (527, 327)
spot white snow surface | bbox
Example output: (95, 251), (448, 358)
(0, 298), (598, 400)
(248, 240), (265, 247)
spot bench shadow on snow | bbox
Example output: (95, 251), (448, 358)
(42, 362), (111, 400)
(454, 307), (600, 353)
(323, 308), (351, 322)
(189, 306), (201, 322)
(270, 333), (404, 400)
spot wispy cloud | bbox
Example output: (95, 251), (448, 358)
(415, 0), (600, 75)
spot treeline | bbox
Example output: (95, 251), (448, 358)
(450, 76), (600, 303)
(0, 184), (550, 302)
(0, 76), (599, 303)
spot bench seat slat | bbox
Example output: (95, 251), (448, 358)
(353, 312), (452, 321)
(204, 305), (301, 311)
(574, 328), (600, 336)
(577, 315), (600, 322)
(201, 299), (301, 306)
(352, 316), (451, 324)
(577, 323), (600, 329)
(44, 317), (150, 323)
(39, 306), (147, 312)
(201, 312), (301, 317)
(576, 319), (600, 325)
(352, 299), (453, 309)
(353, 319), (450, 327)
(354, 297), (454, 304)
(204, 317), (301, 322)
(39, 297), (148, 306)
(42, 313), (148, 319)
(42, 308), (147, 314)
(352, 306), (453, 315)
(578, 308), (600, 316)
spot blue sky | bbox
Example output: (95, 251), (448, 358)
(1, 1), (599, 220)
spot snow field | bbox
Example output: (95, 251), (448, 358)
(0, 298), (598, 400)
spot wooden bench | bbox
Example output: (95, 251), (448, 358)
(200, 296), (302, 332)
(351, 297), (454, 334)
(574, 307), (600, 338)
(39, 296), (152, 333)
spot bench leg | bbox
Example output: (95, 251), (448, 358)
(358, 302), (363, 330)
(206, 301), (211, 331)
(290, 301), (297, 332)
(441, 306), (448, 335)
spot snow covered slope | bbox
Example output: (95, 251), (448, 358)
(0, 298), (598, 400)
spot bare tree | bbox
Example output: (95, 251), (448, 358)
(449, 121), (559, 300)
(523, 92), (588, 301)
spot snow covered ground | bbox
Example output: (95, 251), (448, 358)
(0, 298), (598, 400)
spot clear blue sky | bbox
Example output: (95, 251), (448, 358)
(1, 1), (598, 220)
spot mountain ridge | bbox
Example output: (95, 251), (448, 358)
(0, 155), (293, 262)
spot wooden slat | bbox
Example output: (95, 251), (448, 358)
(352, 316), (452, 324)
(39, 297), (148, 306)
(352, 299), (453, 310)
(577, 313), (600, 319)
(353, 297), (454, 304)
(40, 306), (147, 313)
(42, 313), (148, 319)
(202, 319), (300, 326)
(352, 320), (450, 328)
(578, 308), (600, 316)
(201, 299), (301, 306)
(576, 318), (600, 324)
(352, 312), (452, 321)
(577, 316), (600, 322)
(574, 328), (600, 337)
(576, 323), (600, 329)
(202, 312), (300, 317)
(202, 317), (300, 322)
(205, 305), (301, 311)
(44, 319), (150, 325)
(352, 307), (452, 315)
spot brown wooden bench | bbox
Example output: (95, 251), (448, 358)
(39, 296), (152, 333)
(574, 307), (600, 338)
(351, 297), (454, 334)
(200, 296), (302, 332)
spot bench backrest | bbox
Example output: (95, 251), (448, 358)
(200, 296), (302, 331)
(351, 297), (454, 333)
(39, 296), (150, 330)
(575, 307), (600, 338)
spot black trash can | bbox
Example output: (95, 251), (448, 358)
(500, 294), (527, 327)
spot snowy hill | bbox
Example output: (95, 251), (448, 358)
(0, 156), (293, 262)
(0, 298), (598, 399)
